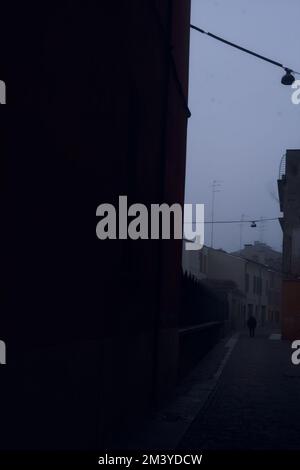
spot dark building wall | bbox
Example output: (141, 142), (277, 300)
(1, 1), (191, 448)
(278, 150), (300, 277)
(278, 152), (300, 338)
(282, 280), (300, 340)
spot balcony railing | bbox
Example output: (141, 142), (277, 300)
(279, 153), (286, 180)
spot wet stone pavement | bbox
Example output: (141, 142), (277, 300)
(179, 328), (300, 450)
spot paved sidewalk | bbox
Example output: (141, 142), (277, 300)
(123, 332), (239, 450)
(179, 328), (300, 450)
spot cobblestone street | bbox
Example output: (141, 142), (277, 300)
(179, 328), (300, 450)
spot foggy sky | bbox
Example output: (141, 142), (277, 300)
(185, 0), (300, 253)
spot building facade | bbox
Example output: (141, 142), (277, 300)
(2, 1), (191, 449)
(183, 244), (281, 329)
(278, 150), (300, 278)
(278, 150), (300, 339)
(231, 241), (282, 271)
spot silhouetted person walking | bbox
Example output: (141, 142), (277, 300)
(247, 315), (257, 337)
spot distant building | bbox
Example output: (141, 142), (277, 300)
(231, 241), (282, 271)
(182, 245), (209, 281)
(183, 244), (281, 329)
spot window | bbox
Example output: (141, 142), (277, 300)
(245, 273), (249, 293)
(253, 276), (262, 295)
(203, 255), (207, 274)
(257, 277), (262, 295)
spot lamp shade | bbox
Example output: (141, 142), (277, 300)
(281, 69), (295, 85)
